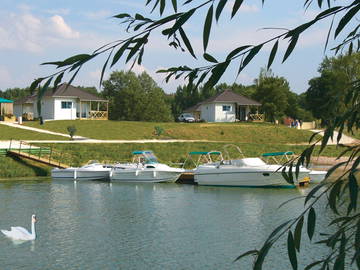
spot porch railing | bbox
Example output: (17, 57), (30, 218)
(249, 113), (264, 122)
(89, 110), (108, 120)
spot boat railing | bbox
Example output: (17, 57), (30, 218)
(261, 151), (296, 164)
(222, 144), (245, 161)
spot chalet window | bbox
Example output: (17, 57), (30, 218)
(222, 105), (231, 112)
(61, 101), (72, 109)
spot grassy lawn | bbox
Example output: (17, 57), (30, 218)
(0, 155), (51, 178)
(0, 124), (68, 141)
(39, 142), (348, 167)
(24, 120), (316, 143)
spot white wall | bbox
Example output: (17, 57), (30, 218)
(41, 97), (54, 120)
(215, 103), (236, 122)
(200, 103), (216, 122)
(54, 98), (77, 120)
(200, 102), (236, 122)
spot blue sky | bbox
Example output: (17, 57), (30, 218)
(0, 0), (341, 94)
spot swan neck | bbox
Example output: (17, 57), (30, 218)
(31, 221), (36, 237)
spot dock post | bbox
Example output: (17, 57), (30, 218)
(49, 147), (52, 165)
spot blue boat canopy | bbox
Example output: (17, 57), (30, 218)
(0, 98), (13, 103)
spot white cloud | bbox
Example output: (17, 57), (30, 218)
(50, 15), (80, 39)
(0, 12), (81, 53)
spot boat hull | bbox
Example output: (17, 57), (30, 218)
(51, 168), (111, 181)
(194, 166), (309, 187)
(110, 169), (182, 183)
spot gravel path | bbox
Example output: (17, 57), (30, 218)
(0, 122), (87, 139)
(310, 129), (359, 145)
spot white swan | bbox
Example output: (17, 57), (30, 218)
(1, 214), (37, 241)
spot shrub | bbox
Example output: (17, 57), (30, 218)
(67, 125), (77, 140)
(154, 126), (164, 136)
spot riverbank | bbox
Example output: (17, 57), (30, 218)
(0, 142), (353, 178)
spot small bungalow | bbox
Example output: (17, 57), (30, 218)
(14, 84), (109, 121)
(184, 90), (263, 122)
(0, 97), (14, 121)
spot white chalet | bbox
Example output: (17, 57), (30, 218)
(184, 90), (262, 122)
(14, 84), (109, 121)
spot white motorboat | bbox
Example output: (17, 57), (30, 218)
(110, 151), (185, 183)
(51, 162), (112, 181)
(194, 158), (311, 187)
(193, 146), (311, 187)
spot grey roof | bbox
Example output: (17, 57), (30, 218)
(14, 84), (107, 105)
(201, 90), (261, 105)
(184, 104), (201, 112)
(184, 90), (261, 112)
(14, 95), (36, 105)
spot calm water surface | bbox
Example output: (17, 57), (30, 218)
(0, 180), (333, 269)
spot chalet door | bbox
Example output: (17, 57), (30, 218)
(239, 107), (246, 121)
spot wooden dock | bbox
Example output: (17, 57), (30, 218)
(7, 150), (69, 169)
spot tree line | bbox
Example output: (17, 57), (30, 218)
(1, 52), (359, 123)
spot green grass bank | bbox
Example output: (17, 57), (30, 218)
(24, 120), (315, 143)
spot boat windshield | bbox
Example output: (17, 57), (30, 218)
(132, 151), (159, 164)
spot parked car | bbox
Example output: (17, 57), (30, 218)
(178, 113), (195, 122)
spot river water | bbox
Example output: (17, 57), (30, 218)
(0, 180), (333, 269)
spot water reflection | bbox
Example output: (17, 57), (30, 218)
(0, 180), (333, 270)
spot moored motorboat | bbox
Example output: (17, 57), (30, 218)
(110, 151), (185, 183)
(194, 157), (310, 187)
(51, 162), (112, 181)
(193, 145), (311, 187)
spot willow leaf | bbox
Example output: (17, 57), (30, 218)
(294, 216), (304, 252)
(203, 5), (213, 52)
(171, 0), (177, 12)
(239, 44), (263, 74)
(267, 40), (278, 69)
(307, 207), (316, 241)
(334, 3), (360, 38)
(287, 231), (298, 270)
(232, 0), (244, 18)
(53, 72), (64, 91)
(283, 35), (299, 63)
(215, 0), (227, 22)
(179, 27), (196, 59)
(204, 61), (230, 90)
(203, 53), (218, 63)
(111, 39), (132, 67)
(349, 173), (358, 211)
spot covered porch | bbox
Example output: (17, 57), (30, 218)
(236, 104), (264, 122)
(77, 99), (109, 120)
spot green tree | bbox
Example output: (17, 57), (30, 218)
(102, 70), (172, 121)
(253, 70), (291, 122)
(304, 53), (360, 125)
(306, 71), (348, 124)
(0, 87), (30, 101)
(32, 0), (360, 269)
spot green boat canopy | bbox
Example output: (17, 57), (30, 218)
(0, 98), (13, 103)
(262, 151), (294, 157)
(189, 151), (222, 155)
